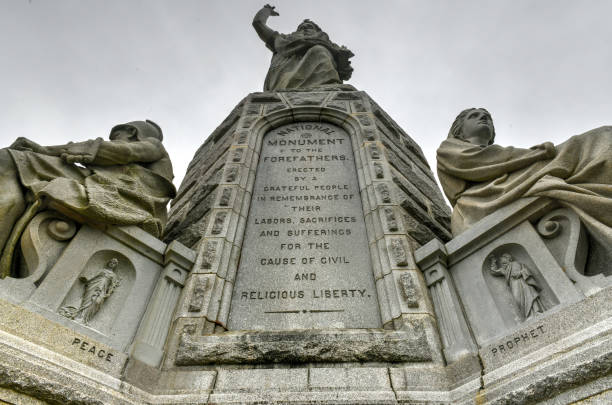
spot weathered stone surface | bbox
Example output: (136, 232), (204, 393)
(399, 272), (420, 308)
(326, 100), (348, 112)
(0, 298), (127, 377)
(188, 278), (208, 312)
(286, 92), (327, 106)
(176, 328), (431, 365)
(488, 352), (611, 405)
(385, 144), (447, 214)
(401, 211), (440, 246)
(228, 122), (380, 330)
(369, 102), (434, 171)
(399, 192), (451, 242)
(480, 287), (612, 371)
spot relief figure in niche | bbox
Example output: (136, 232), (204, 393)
(59, 258), (121, 325)
(0, 120), (176, 277)
(488, 253), (545, 321)
(436, 108), (612, 252)
(253, 4), (354, 91)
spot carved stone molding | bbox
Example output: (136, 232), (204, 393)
(390, 238), (408, 267)
(399, 272), (420, 308)
(376, 183), (392, 204)
(188, 278), (208, 313)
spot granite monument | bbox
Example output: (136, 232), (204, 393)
(0, 6), (610, 405)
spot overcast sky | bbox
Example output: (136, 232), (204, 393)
(2, 0), (611, 194)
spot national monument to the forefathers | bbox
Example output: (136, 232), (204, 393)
(0, 4), (610, 404)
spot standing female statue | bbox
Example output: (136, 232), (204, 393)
(253, 4), (354, 91)
(59, 258), (121, 325)
(489, 253), (545, 321)
(436, 108), (612, 250)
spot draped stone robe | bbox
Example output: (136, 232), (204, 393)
(436, 126), (612, 249)
(262, 31), (353, 91)
(8, 137), (176, 238)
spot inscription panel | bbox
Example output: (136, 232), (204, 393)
(228, 122), (381, 330)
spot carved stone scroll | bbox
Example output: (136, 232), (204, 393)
(536, 208), (610, 296)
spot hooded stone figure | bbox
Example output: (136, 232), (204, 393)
(0, 120), (176, 277)
(253, 4), (354, 91)
(436, 108), (612, 252)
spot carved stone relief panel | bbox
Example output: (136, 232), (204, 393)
(228, 122), (381, 330)
(198, 240), (219, 270)
(59, 251), (135, 334)
(188, 277), (209, 313)
(59, 257), (122, 325)
(448, 220), (582, 345)
(399, 272), (420, 308)
(483, 245), (552, 324)
(376, 183), (392, 203)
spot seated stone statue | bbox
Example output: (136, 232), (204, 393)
(436, 108), (612, 249)
(253, 4), (354, 91)
(0, 120), (176, 277)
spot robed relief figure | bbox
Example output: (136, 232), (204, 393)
(436, 108), (612, 250)
(253, 4), (354, 91)
(59, 258), (121, 325)
(489, 253), (545, 321)
(0, 120), (176, 278)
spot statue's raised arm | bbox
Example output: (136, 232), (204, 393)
(252, 4), (354, 91)
(252, 4), (280, 48)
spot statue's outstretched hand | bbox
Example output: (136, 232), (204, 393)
(530, 141), (556, 158)
(10, 137), (47, 153)
(60, 152), (95, 164)
(255, 4), (279, 21)
(263, 4), (279, 17)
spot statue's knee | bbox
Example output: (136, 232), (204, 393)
(309, 44), (331, 56)
(0, 149), (16, 170)
(0, 188), (24, 208)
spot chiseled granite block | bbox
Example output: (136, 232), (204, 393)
(0, 298), (127, 377)
(214, 368), (308, 391)
(480, 287), (612, 371)
(176, 328), (432, 366)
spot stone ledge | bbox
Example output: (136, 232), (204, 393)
(176, 328), (432, 366)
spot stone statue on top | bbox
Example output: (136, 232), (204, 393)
(436, 108), (612, 250)
(0, 120), (176, 278)
(253, 4), (354, 91)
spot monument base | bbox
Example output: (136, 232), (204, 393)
(0, 296), (609, 404)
